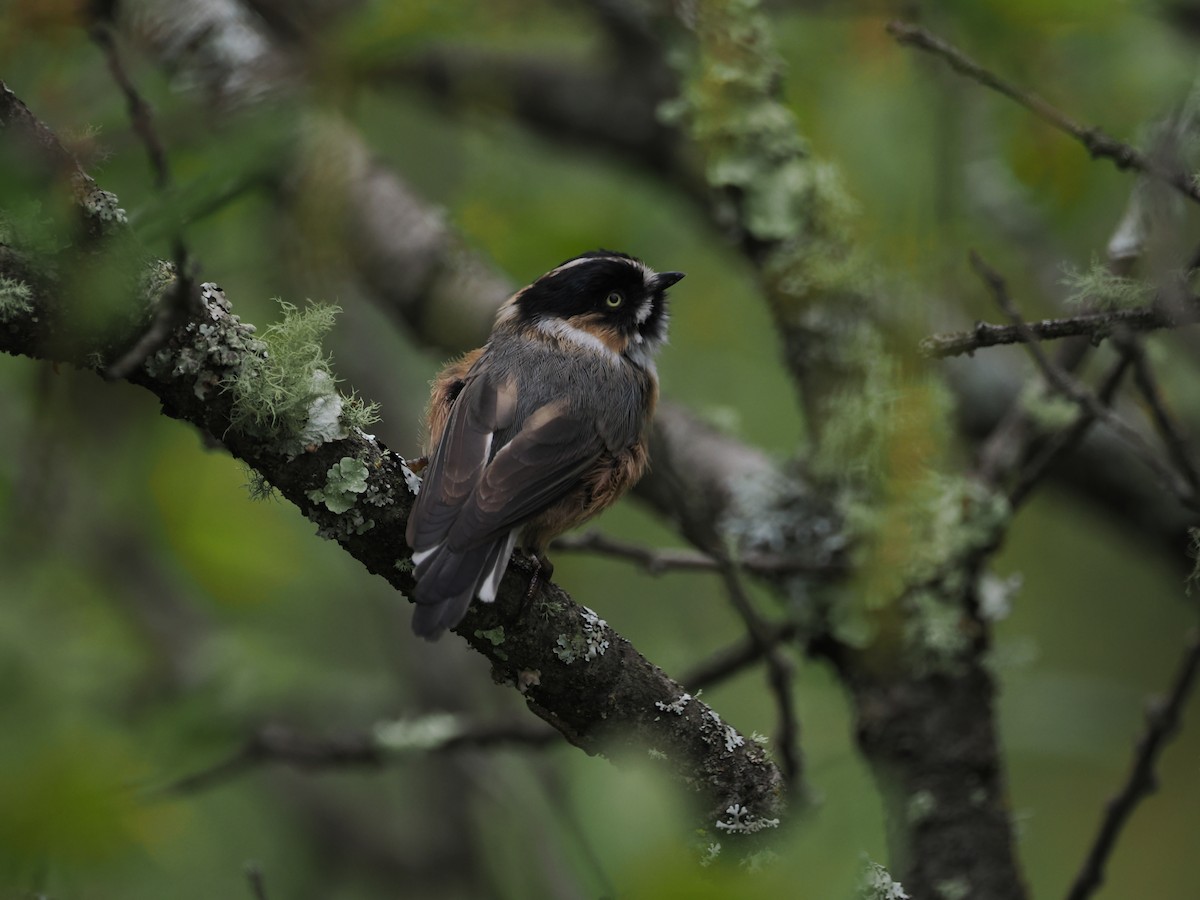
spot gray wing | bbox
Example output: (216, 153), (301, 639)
(406, 373), (602, 639)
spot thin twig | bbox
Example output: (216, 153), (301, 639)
(1065, 629), (1200, 900)
(104, 242), (200, 380)
(919, 300), (1200, 358)
(90, 23), (200, 380)
(165, 721), (559, 795)
(1006, 353), (1133, 510)
(888, 21), (1200, 206)
(245, 863), (269, 900)
(551, 530), (831, 576)
(1123, 339), (1200, 496)
(969, 252), (1200, 510)
(712, 556), (802, 784)
(680, 620), (802, 691)
(90, 23), (171, 189)
(552, 531), (723, 574)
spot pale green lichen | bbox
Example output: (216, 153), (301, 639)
(226, 300), (338, 434)
(224, 300), (379, 453)
(671, 0), (901, 495)
(978, 573), (1022, 622)
(840, 472), (1010, 660)
(475, 626), (506, 647)
(739, 848), (779, 873)
(698, 842), (721, 867)
(904, 591), (969, 671)
(244, 468), (278, 501)
(1062, 260), (1156, 310)
(374, 713), (462, 752)
(853, 474), (1009, 598)
(139, 258), (178, 306)
(1019, 381), (1080, 432)
(670, 0), (810, 242)
(0, 275), (34, 318)
(308, 457), (369, 514)
(906, 789), (937, 825)
(934, 877), (971, 900)
(860, 857), (910, 900)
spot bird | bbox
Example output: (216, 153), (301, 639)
(404, 250), (684, 639)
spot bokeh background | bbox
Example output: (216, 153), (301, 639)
(1, 1), (1198, 897)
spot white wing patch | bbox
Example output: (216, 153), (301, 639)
(477, 530), (519, 603)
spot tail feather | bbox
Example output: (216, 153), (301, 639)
(409, 531), (518, 639)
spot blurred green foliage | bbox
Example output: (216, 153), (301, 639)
(1, 0), (1199, 898)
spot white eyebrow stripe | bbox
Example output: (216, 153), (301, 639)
(548, 257), (595, 275)
(548, 255), (650, 278)
(535, 318), (621, 364)
(634, 297), (653, 324)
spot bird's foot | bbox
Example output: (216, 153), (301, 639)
(525, 551), (554, 601)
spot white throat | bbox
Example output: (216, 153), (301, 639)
(535, 318), (621, 365)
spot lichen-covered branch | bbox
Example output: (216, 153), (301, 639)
(1, 262), (784, 836)
(666, 6), (1030, 896)
(667, 1), (885, 459)
(0, 80), (784, 838)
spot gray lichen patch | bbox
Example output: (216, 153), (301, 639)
(553, 606), (611, 664)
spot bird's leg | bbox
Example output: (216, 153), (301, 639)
(403, 455), (429, 473)
(525, 550), (555, 601)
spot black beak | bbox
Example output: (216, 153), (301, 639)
(653, 271), (685, 290)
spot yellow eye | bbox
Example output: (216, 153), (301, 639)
(605, 291), (624, 308)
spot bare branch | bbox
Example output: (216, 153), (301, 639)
(552, 529), (839, 577)
(245, 863), (268, 900)
(1123, 339), (1200, 496)
(552, 530), (724, 574)
(919, 301), (1200, 359)
(1066, 629), (1200, 900)
(712, 559), (802, 785)
(167, 721), (559, 795)
(89, 22), (172, 189)
(969, 252), (1199, 510)
(88, 21), (201, 380)
(1006, 354), (1133, 510)
(888, 21), (1200, 206)
(680, 621), (803, 692)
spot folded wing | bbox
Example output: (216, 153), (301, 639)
(406, 372), (601, 638)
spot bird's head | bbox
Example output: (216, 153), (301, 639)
(499, 250), (684, 360)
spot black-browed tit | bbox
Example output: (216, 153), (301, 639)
(405, 251), (684, 639)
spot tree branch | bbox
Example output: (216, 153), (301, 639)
(919, 300), (1200, 359)
(712, 558), (802, 785)
(887, 21), (1200, 206)
(167, 720), (560, 795)
(0, 80), (785, 834)
(969, 252), (1200, 510)
(551, 529), (842, 577)
(680, 620), (802, 693)
(1065, 629), (1200, 900)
